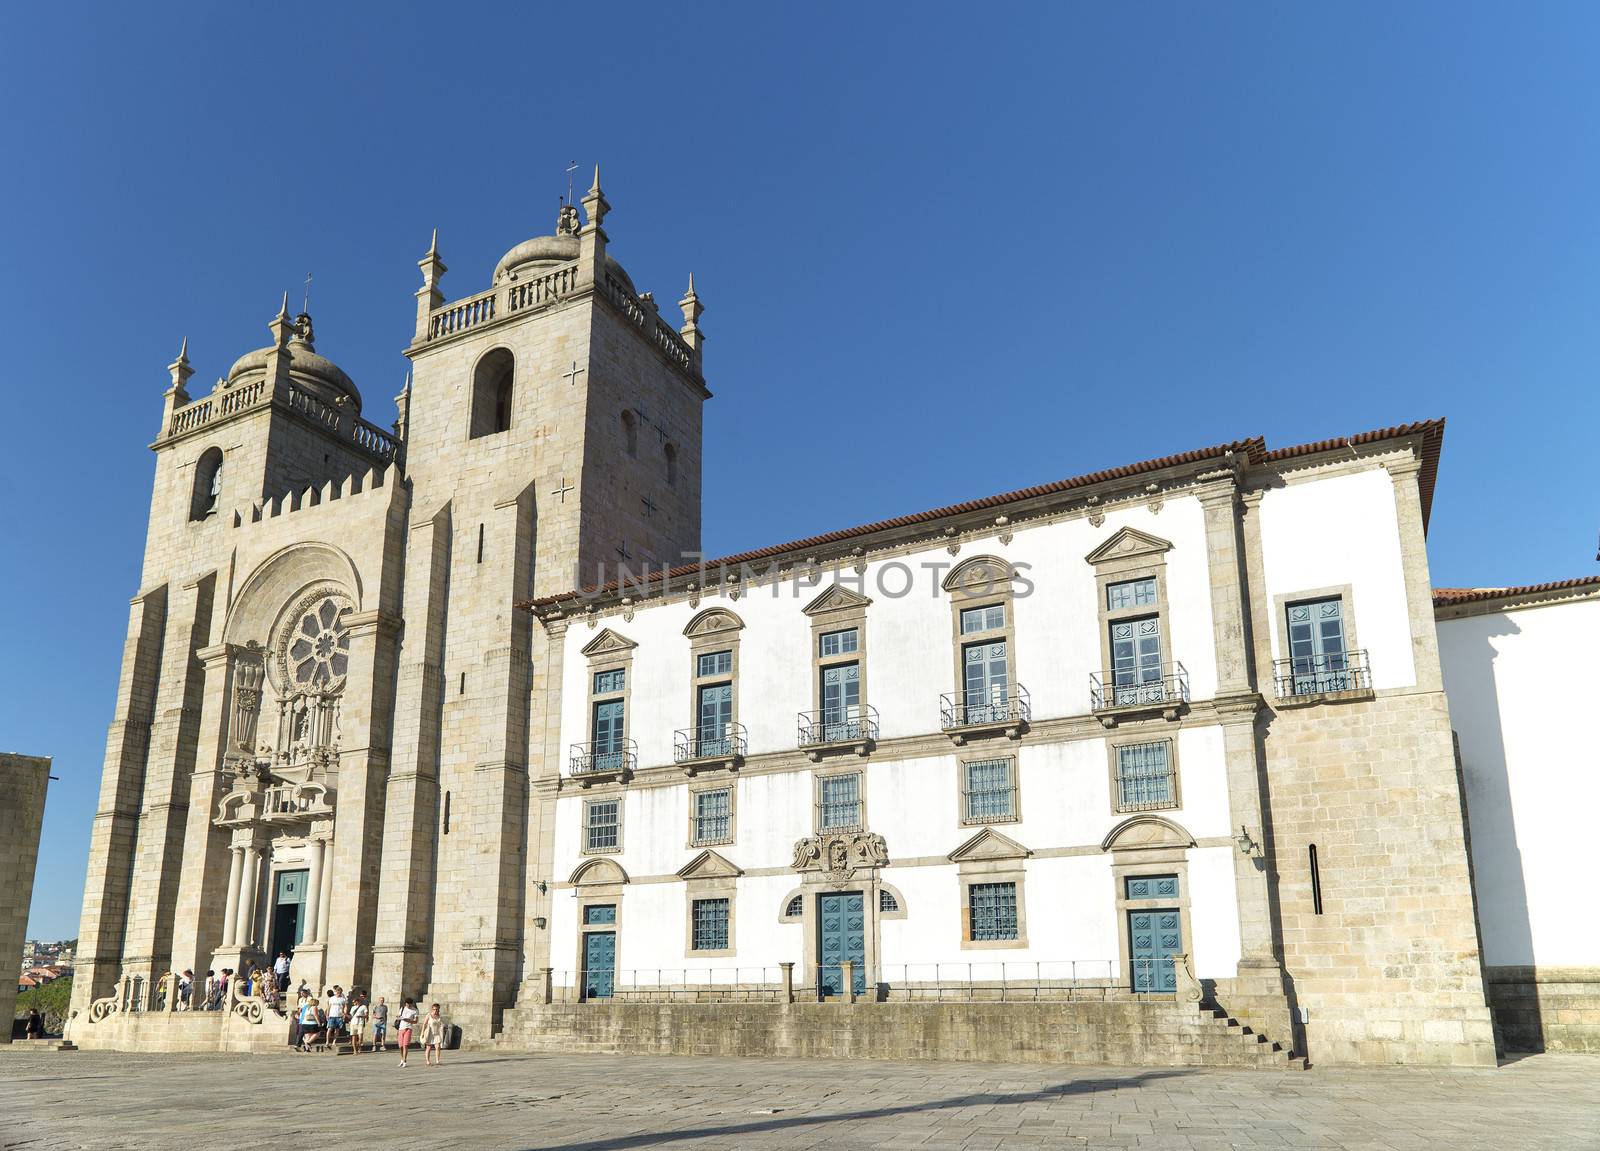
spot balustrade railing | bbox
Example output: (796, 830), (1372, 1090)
(1090, 662), (1190, 711)
(1273, 649), (1371, 698)
(550, 967), (788, 1003)
(350, 417), (400, 461)
(674, 722), (748, 763)
(570, 739), (638, 777)
(429, 287), (496, 339)
(285, 383), (341, 430)
(797, 705), (879, 748)
(604, 273), (696, 375)
(508, 262), (578, 312)
(940, 685), (1031, 730)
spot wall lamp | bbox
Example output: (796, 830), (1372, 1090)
(535, 880), (548, 896)
(533, 917), (548, 930)
(1233, 825), (1261, 858)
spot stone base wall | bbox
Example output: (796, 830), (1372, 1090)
(1485, 967), (1600, 1054)
(493, 1000), (1299, 1069)
(0, 755), (51, 1044)
(67, 1011), (293, 1055)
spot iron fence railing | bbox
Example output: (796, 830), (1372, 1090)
(1090, 662), (1189, 711)
(569, 739), (638, 777)
(940, 685), (1031, 730)
(1273, 650), (1371, 698)
(797, 705), (879, 748)
(673, 722), (748, 763)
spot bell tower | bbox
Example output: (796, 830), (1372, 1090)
(369, 172), (710, 1032)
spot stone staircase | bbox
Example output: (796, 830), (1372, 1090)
(1197, 1004), (1306, 1069)
(1, 1039), (77, 1052)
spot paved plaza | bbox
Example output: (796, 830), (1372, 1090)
(3, 1049), (1596, 1150)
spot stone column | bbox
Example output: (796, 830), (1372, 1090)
(238, 843), (262, 949)
(169, 643), (253, 985)
(72, 586), (167, 1019)
(316, 837), (334, 944)
(780, 962), (795, 1005)
(323, 609), (400, 994)
(1384, 455), (1444, 692)
(120, 573), (218, 991)
(1197, 475), (1293, 1044)
(303, 837), (325, 944)
(220, 846), (244, 947)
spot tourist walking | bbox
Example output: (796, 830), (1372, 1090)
(349, 994), (368, 1051)
(326, 986), (347, 1049)
(369, 997), (388, 1053)
(296, 995), (324, 1052)
(23, 1009), (44, 1039)
(177, 969), (193, 1010)
(273, 951), (290, 993)
(420, 1003), (446, 1066)
(395, 998), (418, 1067)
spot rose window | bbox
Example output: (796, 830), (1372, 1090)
(287, 597), (351, 689)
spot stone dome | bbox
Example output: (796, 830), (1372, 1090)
(226, 313), (361, 414)
(492, 206), (635, 295)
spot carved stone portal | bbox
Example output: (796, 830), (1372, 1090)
(792, 831), (889, 884)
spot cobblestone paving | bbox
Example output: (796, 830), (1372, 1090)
(2, 1050), (1596, 1150)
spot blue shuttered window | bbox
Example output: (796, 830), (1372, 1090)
(1115, 741), (1176, 811)
(1286, 598), (1350, 692)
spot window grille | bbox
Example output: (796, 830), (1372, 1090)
(962, 758), (1016, 823)
(784, 895), (803, 918)
(1115, 741), (1176, 810)
(879, 889), (899, 913)
(585, 800), (619, 852)
(818, 774), (861, 831)
(693, 788), (733, 845)
(691, 897), (729, 951)
(968, 881), (1018, 941)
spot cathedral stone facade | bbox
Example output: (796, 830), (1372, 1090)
(67, 176), (1587, 1066)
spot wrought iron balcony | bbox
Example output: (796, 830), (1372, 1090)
(1273, 650), (1372, 700)
(569, 739), (637, 781)
(674, 722), (748, 768)
(940, 686), (1031, 740)
(797, 705), (879, 758)
(1090, 662), (1189, 722)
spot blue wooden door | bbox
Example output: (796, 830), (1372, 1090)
(1287, 598), (1348, 692)
(697, 682), (733, 755)
(963, 640), (1009, 722)
(582, 904), (617, 1001)
(820, 663), (862, 741)
(1127, 875), (1181, 993)
(817, 892), (866, 997)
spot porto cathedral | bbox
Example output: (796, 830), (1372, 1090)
(67, 172), (1598, 1066)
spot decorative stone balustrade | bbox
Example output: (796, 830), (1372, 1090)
(163, 379), (398, 463)
(508, 263), (578, 313)
(429, 287), (497, 339)
(604, 274), (696, 376)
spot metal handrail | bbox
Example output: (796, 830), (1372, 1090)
(796, 705), (880, 748)
(569, 739), (638, 776)
(673, 722), (748, 763)
(1090, 662), (1189, 711)
(940, 685), (1031, 730)
(1272, 649), (1371, 698)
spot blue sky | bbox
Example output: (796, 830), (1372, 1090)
(3, 3), (1596, 939)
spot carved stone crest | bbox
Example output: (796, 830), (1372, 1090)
(791, 831), (889, 883)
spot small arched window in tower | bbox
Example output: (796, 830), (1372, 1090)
(621, 410), (638, 457)
(664, 441), (678, 487)
(191, 447), (224, 521)
(469, 347), (515, 439)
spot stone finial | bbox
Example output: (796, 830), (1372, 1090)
(167, 337), (194, 393)
(393, 370), (412, 442)
(418, 227), (447, 283)
(581, 165), (610, 231)
(414, 227), (448, 342)
(678, 274), (705, 364)
(268, 293), (295, 349)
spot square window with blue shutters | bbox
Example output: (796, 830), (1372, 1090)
(696, 650), (732, 677)
(1286, 598), (1350, 693)
(585, 800), (619, 852)
(818, 773), (861, 831)
(959, 604), (1005, 634)
(1107, 578), (1157, 611)
(692, 787), (732, 845)
(819, 628), (858, 657)
(1115, 741), (1176, 811)
(968, 881), (1018, 941)
(962, 758), (1016, 823)
(691, 897), (730, 950)
(593, 668), (625, 694)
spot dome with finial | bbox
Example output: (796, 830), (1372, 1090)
(492, 203), (635, 294)
(225, 308), (362, 413)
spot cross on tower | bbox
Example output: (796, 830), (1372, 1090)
(615, 542), (631, 561)
(641, 497), (657, 518)
(550, 477), (575, 503)
(563, 361), (587, 388)
(303, 272), (313, 313)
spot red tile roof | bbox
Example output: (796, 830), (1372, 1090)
(523, 419), (1445, 610)
(1433, 576), (1600, 608)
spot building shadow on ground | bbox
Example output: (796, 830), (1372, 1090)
(518, 1068), (1191, 1151)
